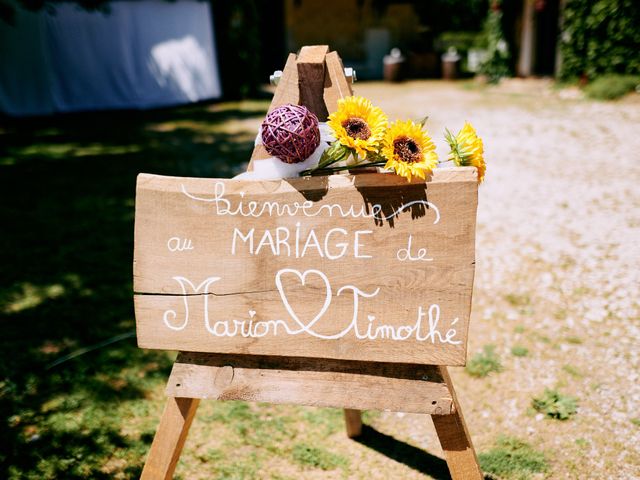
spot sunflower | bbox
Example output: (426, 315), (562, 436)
(381, 120), (438, 181)
(445, 122), (486, 183)
(327, 96), (387, 158)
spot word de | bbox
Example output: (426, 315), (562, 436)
(396, 235), (433, 262)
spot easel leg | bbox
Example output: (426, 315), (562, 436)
(432, 367), (483, 480)
(343, 409), (362, 438)
(141, 397), (200, 480)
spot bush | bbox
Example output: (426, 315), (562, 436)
(584, 74), (640, 100)
(559, 0), (640, 80)
(478, 6), (511, 83)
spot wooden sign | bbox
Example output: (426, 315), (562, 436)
(137, 47), (483, 480)
(134, 167), (477, 366)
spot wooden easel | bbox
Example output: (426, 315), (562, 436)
(139, 46), (482, 480)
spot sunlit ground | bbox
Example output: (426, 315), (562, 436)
(1, 81), (639, 479)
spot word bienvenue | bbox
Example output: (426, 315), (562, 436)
(163, 269), (461, 345)
(181, 181), (440, 222)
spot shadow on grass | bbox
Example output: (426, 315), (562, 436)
(355, 425), (494, 480)
(355, 425), (452, 480)
(0, 100), (267, 478)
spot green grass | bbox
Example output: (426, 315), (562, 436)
(562, 364), (583, 378)
(466, 345), (503, 378)
(0, 101), (268, 479)
(532, 388), (578, 420)
(291, 443), (349, 471)
(510, 345), (529, 357)
(479, 436), (548, 480)
(504, 292), (531, 307)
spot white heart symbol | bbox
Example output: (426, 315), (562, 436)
(275, 269), (332, 332)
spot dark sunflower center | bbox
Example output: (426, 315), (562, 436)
(393, 136), (422, 163)
(342, 117), (371, 140)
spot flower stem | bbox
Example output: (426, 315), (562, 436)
(301, 161), (386, 176)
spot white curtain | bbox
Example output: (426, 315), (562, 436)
(0, 0), (221, 116)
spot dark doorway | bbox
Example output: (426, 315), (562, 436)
(534, 0), (559, 75)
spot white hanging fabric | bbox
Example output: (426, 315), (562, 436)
(0, 0), (221, 116)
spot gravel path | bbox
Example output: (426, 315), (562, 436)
(346, 80), (640, 479)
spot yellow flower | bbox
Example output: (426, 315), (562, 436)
(381, 120), (438, 181)
(327, 96), (387, 158)
(445, 122), (486, 183)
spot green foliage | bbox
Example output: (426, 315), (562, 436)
(466, 345), (502, 377)
(479, 436), (548, 480)
(584, 74), (640, 100)
(437, 31), (482, 53)
(532, 388), (578, 420)
(291, 443), (349, 471)
(478, 6), (511, 83)
(559, 0), (640, 80)
(510, 345), (529, 357)
(213, 0), (262, 99)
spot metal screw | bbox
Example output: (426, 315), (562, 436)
(344, 67), (357, 83)
(270, 70), (283, 86)
(270, 67), (357, 86)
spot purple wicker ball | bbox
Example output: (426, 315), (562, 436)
(261, 104), (321, 164)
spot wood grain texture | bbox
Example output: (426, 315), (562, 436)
(268, 53), (300, 113)
(134, 168), (477, 365)
(344, 409), (363, 437)
(324, 51), (353, 113)
(297, 45), (330, 120)
(164, 353), (453, 414)
(432, 366), (483, 479)
(140, 397), (200, 480)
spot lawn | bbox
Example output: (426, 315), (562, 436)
(0, 101), (269, 479)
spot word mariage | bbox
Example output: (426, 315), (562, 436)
(162, 270), (461, 345)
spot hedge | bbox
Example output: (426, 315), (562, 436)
(559, 0), (640, 80)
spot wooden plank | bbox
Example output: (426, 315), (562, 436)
(344, 409), (363, 437)
(140, 397), (200, 480)
(133, 168), (477, 365)
(432, 366), (483, 479)
(164, 353), (453, 414)
(324, 51), (353, 113)
(297, 45), (330, 120)
(268, 53), (300, 113)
